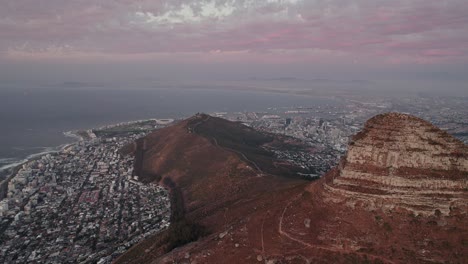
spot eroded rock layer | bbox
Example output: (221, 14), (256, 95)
(324, 113), (468, 215)
(118, 113), (468, 264)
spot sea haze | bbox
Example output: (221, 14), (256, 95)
(0, 85), (338, 171)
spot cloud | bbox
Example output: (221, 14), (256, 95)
(1, 0), (467, 64)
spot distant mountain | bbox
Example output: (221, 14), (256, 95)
(248, 77), (308, 82)
(349, 79), (373, 84)
(116, 113), (467, 264)
(248, 77), (373, 85)
(59, 81), (105, 88)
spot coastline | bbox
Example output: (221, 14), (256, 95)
(0, 149), (63, 200)
(0, 140), (79, 174)
(0, 117), (163, 178)
(0, 133), (81, 199)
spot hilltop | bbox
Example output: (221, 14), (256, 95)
(117, 113), (467, 264)
(116, 114), (312, 263)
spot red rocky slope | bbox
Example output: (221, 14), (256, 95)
(117, 113), (467, 264)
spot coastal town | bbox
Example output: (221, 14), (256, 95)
(0, 131), (171, 263)
(0, 95), (467, 263)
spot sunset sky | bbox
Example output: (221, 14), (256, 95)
(1, 0), (468, 84)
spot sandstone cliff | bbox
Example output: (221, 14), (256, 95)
(323, 113), (468, 216)
(117, 113), (467, 264)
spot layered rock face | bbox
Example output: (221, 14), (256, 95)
(118, 113), (467, 264)
(325, 113), (468, 215)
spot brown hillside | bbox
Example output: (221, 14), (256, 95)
(115, 114), (310, 263)
(116, 113), (468, 264)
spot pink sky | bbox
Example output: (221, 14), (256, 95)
(1, 0), (468, 68)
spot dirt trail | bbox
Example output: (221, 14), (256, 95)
(278, 195), (396, 264)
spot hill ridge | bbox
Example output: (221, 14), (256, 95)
(117, 112), (467, 264)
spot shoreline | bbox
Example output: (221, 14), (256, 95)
(0, 141), (78, 174)
(0, 133), (80, 201)
(0, 145), (70, 200)
(0, 117), (168, 178)
(0, 138), (80, 198)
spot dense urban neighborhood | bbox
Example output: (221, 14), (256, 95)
(0, 133), (170, 263)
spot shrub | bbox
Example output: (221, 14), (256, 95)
(383, 222), (392, 232)
(166, 219), (206, 250)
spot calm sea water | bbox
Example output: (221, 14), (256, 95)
(0, 86), (338, 172)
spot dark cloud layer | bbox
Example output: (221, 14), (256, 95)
(0, 0), (467, 65)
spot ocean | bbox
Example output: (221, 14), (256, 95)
(0, 86), (339, 174)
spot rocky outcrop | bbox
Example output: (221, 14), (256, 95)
(118, 113), (468, 264)
(324, 113), (468, 215)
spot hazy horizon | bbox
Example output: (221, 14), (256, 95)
(1, 0), (467, 96)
